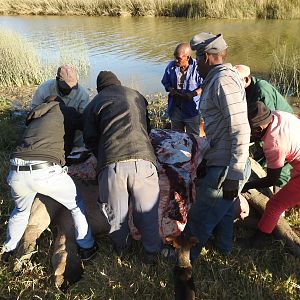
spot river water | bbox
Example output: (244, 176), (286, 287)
(0, 16), (299, 95)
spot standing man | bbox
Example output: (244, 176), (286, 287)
(235, 64), (293, 191)
(161, 43), (203, 135)
(184, 33), (251, 263)
(83, 71), (162, 265)
(1, 96), (97, 264)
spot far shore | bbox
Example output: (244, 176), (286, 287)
(0, 0), (299, 19)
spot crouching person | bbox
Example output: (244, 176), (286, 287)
(242, 101), (300, 244)
(1, 96), (97, 264)
(83, 71), (162, 265)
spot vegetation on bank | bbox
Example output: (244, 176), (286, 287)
(0, 0), (299, 19)
(0, 29), (89, 88)
(1, 28), (300, 102)
(0, 96), (299, 299)
(271, 44), (300, 98)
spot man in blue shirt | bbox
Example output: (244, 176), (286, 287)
(161, 43), (203, 135)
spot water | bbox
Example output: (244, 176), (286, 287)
(0, 15), (299, 95)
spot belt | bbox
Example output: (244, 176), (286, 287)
(10, 162), (56, 171)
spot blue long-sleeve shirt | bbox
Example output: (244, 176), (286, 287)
(161, 58), (203, 119)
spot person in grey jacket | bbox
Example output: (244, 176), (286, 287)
(83, 71), (162, 265)
(31, 65), (89, 147)
(184, 33), (251, 263)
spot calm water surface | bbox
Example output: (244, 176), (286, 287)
(0, 16), (299, 94)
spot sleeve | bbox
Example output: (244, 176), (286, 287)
(77, 88), (90, 113)
(217, 76), (251, 180)
(83, 102), (99, 158)
(144, 98), (152, 134)
(161, 64), (172, 92)
(264, 141), (286, 169)
(31, 86), (45, 109)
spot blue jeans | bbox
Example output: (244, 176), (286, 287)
(185, 159), (251, 262)
(4, 158), (94, 252)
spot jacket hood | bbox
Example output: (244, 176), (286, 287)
(97, 71), (121, 93)
(26, 101), (59, 125)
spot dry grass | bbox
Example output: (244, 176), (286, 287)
(0, 95), (299, 299)
(0, 29), (90, 88)
(0, 0), (299, 18)
(0, 30), (51, 87)
(270, 44), (300, 98)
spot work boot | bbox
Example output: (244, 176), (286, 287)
(142, 251), (159, 266)
(1, 251), (14, 264)
(79, 242), (99, 261)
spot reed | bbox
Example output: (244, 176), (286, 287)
(0, 29), (89, 88)
(0, 0), (299, 19)
(270, 44), (300, 98)
(0, 30), (52, 87)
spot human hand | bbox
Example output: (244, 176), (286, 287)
(169, 88), (180, 96)
(222, 179), (239, 200)
(183, 91), (196, 101)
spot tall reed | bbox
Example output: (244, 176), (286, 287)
(0, 0), (299, 19)
(0, 29), (89, 88)
(270, 44), (300, 98)
(0, 30), (52, 87)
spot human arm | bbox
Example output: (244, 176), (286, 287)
(217, 75), (251, 199)
(31, 86), (46, 109)
(83, 102), (99, 158)
(242, 167), (282, 192)
(77, 87), (90, 113)
(161, 62), (177, 93)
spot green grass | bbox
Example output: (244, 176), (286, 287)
(0, 95), (299, 299)
(0, 0), (300, 19)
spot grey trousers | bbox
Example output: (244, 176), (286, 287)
(98, 159), (162, 254)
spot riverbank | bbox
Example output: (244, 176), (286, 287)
(0, 0), (299, 19)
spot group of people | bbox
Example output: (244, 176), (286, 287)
(1, 32), (300, 271)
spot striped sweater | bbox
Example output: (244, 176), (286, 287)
(200, 63), (250, 180)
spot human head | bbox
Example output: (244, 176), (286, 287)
(173, 43), (192, 69)
(248, 101), (273, 141)
(96, 71), (121, 93)
(235, 64), (251, 88)
(190, 32), (228, 78)
(56, 65), (78, 96)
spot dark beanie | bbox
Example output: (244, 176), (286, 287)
(248, 101), (272, 128)
(96, 71), (121, 93)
